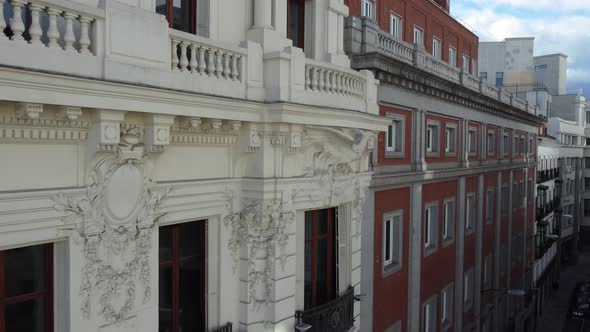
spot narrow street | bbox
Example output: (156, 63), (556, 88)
(538, 250), (590, 332)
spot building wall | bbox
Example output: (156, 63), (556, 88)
(534, 54), (568, 95)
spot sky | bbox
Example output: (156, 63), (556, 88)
(451, 0), (590, 98)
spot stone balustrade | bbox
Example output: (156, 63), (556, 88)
(170, 30), (246, 83)
(0, 0), (100, 54)
(377, 32), (413, 65)
(305, 60), (366, 99)
(346, 16), (537, 115)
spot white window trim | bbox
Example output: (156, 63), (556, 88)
(462, 54), (470, 73)
(389, 12), (402, 39)
(465, 192), (475, 235)
(449, 46), (457, 67)
(487, 130), (495, 155)
(361, 0), (376, 19)
(444, 123), (457, 156)
(441, 282), (454, 330)
(468, 127), (477, 156)
(442, 197), (455, 247)
(382, 210), (403, 277)
(385, 113), (405, 158)
(423, 295), (438, 332)
(464, 267), (474, 311)
(426, 119), (441, 157)
(424, 202), (438, 257)
(413, 25), (424, 47)
(432, 36), (442, 60)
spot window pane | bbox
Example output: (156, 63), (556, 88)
(395, 122), (403, 151)
(304, 242), (312, 308)
(316, 238), (328, 304)
(159, 226), (173, 263)
(385, 220), (391, 262)
(387, 125), (393, 148)
(305, 211), (312, 239)
(179, 221), (203, 258)
(172, 0), (193, 33)
(159, 266), (173, 332)
(318, 209), (328, 235)
(5, 245), (46, 297)
(5, 296), (46, 332)
(179, 260), (205, 331)
(155, 0), (167, 17)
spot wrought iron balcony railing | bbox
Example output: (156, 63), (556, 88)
(212, 322), (232, 332)
(295, 286), (355, 332)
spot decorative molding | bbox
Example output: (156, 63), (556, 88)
(52, 130), (172, 324)
(0, 112), (89, 141)
(170, 122), (239, 145)
(223, 199), (294, 309)
(58, 106), (83, 121)
(16, 102), (44, 119)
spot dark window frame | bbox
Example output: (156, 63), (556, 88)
(287, 0), (306, 49)
(0, 243), (53, 332)
(159, 221), (207, 332)
(157, 0), (197, 34)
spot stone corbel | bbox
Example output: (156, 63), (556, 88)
(144, 114), (176, 153)
(87, 110), (125, 156)
(58, 106), (83, 121)
(208, 118), (223, 130)
(181, 116), (202, 130)
(16, 103), (43, 119)
(244, 123), (261, 152)
(287, 125), (302, 152)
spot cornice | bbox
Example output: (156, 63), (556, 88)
(350, 52), (545, 127)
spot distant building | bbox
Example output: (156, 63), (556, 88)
(534, 54), (568, 96)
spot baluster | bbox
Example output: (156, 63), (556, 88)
(310, 67), (318, 91)
(305, 67), (311, 90)
(333, 73), (340, 94)
(223, 53), (231, 79)
(78, 16), (92, 54)
(179, 42), (189, 72)
(46, 8), (62, 49)
(339, 74), (345, 94)
(171, 39), (180, 71)
(344, 76), (351, 95)
(231, 55), (239, 81)
(318, 69), (325, 92)
(28, 4), (44, 45)
(198, 46), (206, 75)
(189, 44), (198, 73)
(63, 12), (77, 51)
(207, 48), (215, 76)
(9, 0), (26, 42)
(215, 51), (223, 77)
(325, 71), (332, 93)
(0, 0), (6, 40)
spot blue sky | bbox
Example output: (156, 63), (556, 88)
(451, 0), (590, 98)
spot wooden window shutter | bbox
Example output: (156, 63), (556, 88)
(337, 204), (351, 294)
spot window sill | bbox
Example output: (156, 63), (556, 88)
(441, 320), (452, 332)
(424, 244), (438, 257)
(385, 150), (405, 159)
(382, 263), (402, 278)
(444, 151), (457, 158)
(442, 237), (455, 248)
(426, 151), (441, 158)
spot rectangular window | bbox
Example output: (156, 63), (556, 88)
(501, 186), (509, 216)
(486, 189), (494, 224)
(361, 0), (375, 19)
(472, 59), (478, 77)
(480, 72), (488, 81)
(466, 193), (475, 233)
(386, 116), (404, 156)
(449, 47), (457, 67)
(487, 131), (495, 155)
(443, 199), (455, 243)
(534, 64), (548, 70)
(468, 128), (477, 155)
(0, 243), (53, 332)
(464, 268), (474, 309)
(287, 0), (305, 49)
(445, 125), (456, 154)
(156, 0), (196, 33)
(520, 137), (525, 155)
(413, 26), (424, 47)
(159, 221), (206, 332)
(514, 136), (519, 155)
(584, 199), (590, 217)
(423, 296), (437, 332)
(496, 72), (504, 86)
(441, 283), (454, 327)
(483, 255), (492, 290)
(426, 123), (440, 154)
(503, 133), (509, 156)
(390, 13), (401, 38)
(584, 177), (590, 190)
(424, 204), (438, 255)
(432, 37), (441, 59)
(304, 209), (337, 309)
(462, 54), (469, 73)
(383, 211), (403, 275)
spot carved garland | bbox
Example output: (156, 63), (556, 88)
(224, 199), (294, 309)
(53, 142), (172, 324)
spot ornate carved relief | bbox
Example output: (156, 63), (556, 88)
(0, 112), (89, 141)
(224, 199), (294, 309)
(52, 131), (171, 324)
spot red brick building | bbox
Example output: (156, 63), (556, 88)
(345, 0), (543, 331)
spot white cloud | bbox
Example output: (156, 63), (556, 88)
(452, 1), (590, 96)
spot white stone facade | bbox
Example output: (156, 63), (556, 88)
(0, 0), (386, 331)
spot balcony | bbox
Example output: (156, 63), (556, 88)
(212, 323), (232, 332)
(295, 286), (355, 332)
(537, 168), (560, 183)
(344, 17), (539, 115)
(536, 197), (560, 221)
(0, 0), (378, 115)
(533, 240), (557, 284)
